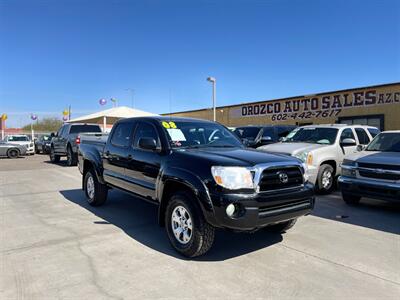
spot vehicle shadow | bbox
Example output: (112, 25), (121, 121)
(312, 191), (400, 235)
(60, 189), (283, 261)
(43, 159), (71, 167)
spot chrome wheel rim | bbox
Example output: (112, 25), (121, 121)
(171, 206), (193, 244)
(86, 175), (95, 200)
(322, 170), (333, 189)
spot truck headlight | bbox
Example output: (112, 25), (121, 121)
(211, 166), (254, 190)
(341, 160), (357, 177)
(293, 151), (313, 166)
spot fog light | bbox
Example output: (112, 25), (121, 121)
(226, 204), (236, 217)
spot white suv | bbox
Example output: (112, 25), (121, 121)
(257, 124), (380, 194)
(4, 135), (35, 155)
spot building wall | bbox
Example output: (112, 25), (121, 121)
(164, 83), (400, 130)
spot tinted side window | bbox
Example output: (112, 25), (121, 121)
(111, 123), (133, 147)
(355, 128), (370, 145)
(133, 122), (160, 148)
(368, 128), (380, 138)
(340, 128), (355, 142)
(70, 125), (102, 134)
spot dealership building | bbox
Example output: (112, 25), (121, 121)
(164, 82), (400, 131)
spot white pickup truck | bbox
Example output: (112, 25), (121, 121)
(257, 124), (380, 194)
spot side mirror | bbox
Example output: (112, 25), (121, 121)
(341, 138), (357, 147)
(357, 144), (366, 152)
(139, 137), (158, 151)
(50, 132), (56, 138)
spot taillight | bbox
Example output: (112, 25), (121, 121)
(75, 136), (81, 145)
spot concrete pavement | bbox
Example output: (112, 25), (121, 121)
(1, 155), (399, 299)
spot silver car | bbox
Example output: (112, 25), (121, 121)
(257, 124), (379, 194)
(0, 141), (27, 158)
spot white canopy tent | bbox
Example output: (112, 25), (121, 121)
(67, 106), (158, 132)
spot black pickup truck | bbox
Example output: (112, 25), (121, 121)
(50, 123), (102, 166)
(78, 117), (314, 257)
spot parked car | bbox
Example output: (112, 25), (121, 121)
(0, 141), (27, 158)
(78, 117), (315, 257)
(49, 123), (102, 166)
(339, 131), (400, 205)
(35, 134), (52, 154)
(257, 124), (380, 194)
(3, 135), (35, 155)
(233, 125), (297, 148)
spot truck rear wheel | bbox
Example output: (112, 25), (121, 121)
(266, 219), (297, 233)
(50, 147), (60, 163)
(66, 146), (77, 166)
(342, 192), (361, 206)
(165, 191), (215, 258)
(84, 169), (108, 206)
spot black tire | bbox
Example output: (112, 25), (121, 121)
(165, 191), (215, 258)
(35, 148), (40, 154)
(266, 219), (297, 233)
(66, 146), (77, 166)
(49, 147), (60, 163)
(316, 164), (335, 194)
(7, 149), (20, 159)
(84, 169), (108, 206)
(342, 192), (361, 206)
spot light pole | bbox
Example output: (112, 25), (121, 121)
(125, 89), (135, 108)
(110, 98), (118, 107)
(207, 77), (216, 121)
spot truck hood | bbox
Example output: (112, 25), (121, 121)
(173, 147), (300, 167)
(7, 141), (31, 146)
(258, 142), (327, 155)
(346, 151), (400, 166)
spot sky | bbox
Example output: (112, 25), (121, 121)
(1, 0), (399, 127)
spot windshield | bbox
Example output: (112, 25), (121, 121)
(366, 133), (400, 152)
(161, 121), (243, 149)
(70, 125), (102, 134)
(233, 127), (261, 140)
(8, 136), (29, 142)
(284, 127), (338, 145)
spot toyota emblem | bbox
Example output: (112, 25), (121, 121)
(278, 172), (289, 184)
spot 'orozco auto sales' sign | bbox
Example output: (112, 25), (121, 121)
(230, 89), (400, 121)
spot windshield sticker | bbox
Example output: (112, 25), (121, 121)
(167, 128), (186, 141)
(162, 121), (178, 129)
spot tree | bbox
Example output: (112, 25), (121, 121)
(22, 117), (63, 132)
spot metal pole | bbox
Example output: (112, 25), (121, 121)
(68, 105), (71, 120)
(103, 116), (107, 132)
(213, 80), (216, 122)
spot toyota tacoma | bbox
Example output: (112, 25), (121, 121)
(78, 117), (314, 257)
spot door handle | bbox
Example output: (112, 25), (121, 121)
(127, 154), (133, 161)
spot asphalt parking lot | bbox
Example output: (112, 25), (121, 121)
(1, 155), (399, 299)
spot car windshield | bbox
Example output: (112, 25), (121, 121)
(8, 136), (29, 141)
(233, 127), (261, 140)
(366, 133), (400, 152)
(284, 127), (338, 145)
(162, 120), (243, 149)
(69, 125), (102, 134)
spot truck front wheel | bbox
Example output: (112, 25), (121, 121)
(66, 146), (77, 166)
(84, 169), (108, 206)
(50, 147), (60, 163)
(316, 164), (335, 194)
(165, 192), (215, 258)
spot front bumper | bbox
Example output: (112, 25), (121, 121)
(339, 176), (400, 202)
(208, 183), (315, 231)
